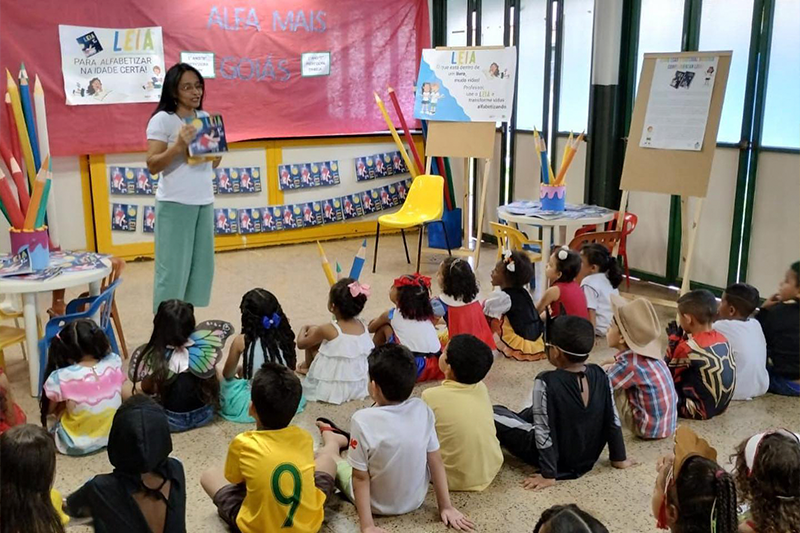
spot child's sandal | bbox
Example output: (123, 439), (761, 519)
(316, 417), (350, 450)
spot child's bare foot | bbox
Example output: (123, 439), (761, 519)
(295, 362), (309, 375)
(316, 420), (349, 450)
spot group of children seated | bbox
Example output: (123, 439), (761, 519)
(0, 246), (798, 533)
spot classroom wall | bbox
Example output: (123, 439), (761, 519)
(0, 156), (88, 254)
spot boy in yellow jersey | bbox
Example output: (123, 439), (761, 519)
(201, 363), (335, 532)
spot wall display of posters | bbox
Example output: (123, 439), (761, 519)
(355, 151), (408, 181)
(142, 205), (156, 233)
(214, 167), (262, 195)
(278, 161), (341, 190)
(109, 166), (158, 195)
(214, 208), (238, 234)
(238, 208), (262, 234)
(111, 203), (137, 231)
(640, 56), (719, 151)
(58, 25), (165, 105)
(413, 47), (517, 122)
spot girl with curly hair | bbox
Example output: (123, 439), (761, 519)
(432, 257), (495, 349)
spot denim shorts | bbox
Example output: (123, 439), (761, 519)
(165, 404), (214, 433)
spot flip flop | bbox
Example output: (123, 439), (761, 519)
(316, 417), (351, 446)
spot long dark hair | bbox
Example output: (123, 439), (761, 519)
(581, 243), (623, 288)
(40, 319), (111, 426)
(671, 456), (737, 533)
(240, 289), (296, 377)
(440, 257), (479, 302)
(151, 63), (204, 117)
(1, 424), (65, 533)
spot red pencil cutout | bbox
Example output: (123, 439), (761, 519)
(387, 87), (423, 176)
(0, 141), (29, 215)
(0, 169), (25, 229)
(5, 92), (25, 181)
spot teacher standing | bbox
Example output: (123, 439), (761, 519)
(146, 63), (221, 313)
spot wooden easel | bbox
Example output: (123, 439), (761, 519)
(617, 51), (732, 300)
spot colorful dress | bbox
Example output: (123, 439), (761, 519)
(302, 320), (372, 404)
(484, 287), (545, 361)
(550, 281), (589, 318)
(388, 308), (443, 381)
(43, 353), (125, 455)
(433, 294), (496, 350)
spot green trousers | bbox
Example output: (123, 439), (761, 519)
(153, 201), (215, 313)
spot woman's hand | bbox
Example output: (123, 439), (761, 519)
(177, 123), (196, 148)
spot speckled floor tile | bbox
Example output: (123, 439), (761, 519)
(4, 235), (798, 533)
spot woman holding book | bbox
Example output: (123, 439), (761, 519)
(146, 63), (222, 313)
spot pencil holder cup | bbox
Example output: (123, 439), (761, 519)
(9, 227), (50, 270)
(540, 185), (566, 211)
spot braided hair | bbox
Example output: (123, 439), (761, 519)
(671, 456), (738, 533)
(240, 289), (296, 377)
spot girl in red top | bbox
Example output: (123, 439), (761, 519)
(433, 257), (496, 349)
(0, 368), (26, 434)
(537, 247), (588, 319)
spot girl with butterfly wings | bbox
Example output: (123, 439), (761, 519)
(128, 300), (234, 432)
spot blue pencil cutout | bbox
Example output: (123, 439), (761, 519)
(540, 152), (549, 185)
(19, 65), (40, 170)
(349, 238), (367, 280)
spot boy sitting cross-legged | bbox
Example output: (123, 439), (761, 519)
(315, 344), (474, 533)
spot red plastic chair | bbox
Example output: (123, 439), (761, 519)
(574, 213), (638, 288)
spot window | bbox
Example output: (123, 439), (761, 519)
(517, 0), (547, 130)
(699, 0), (754, 144)
(447, 0), (468, 46)
(481, 0), (506, 45)
(636, 0), (683, 92)
(558, 0), (594, 132)
(762, 0), (800, 149)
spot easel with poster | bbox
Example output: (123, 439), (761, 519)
(414, 45), (517, 268)
(616, 51), (732, 299)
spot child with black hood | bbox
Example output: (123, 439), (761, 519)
(64, 395), (185, 533)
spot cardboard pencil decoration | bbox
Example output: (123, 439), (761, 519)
(5, 92), (25, 180)
(6, 70), (36, 185)
(335, 261), (343, 280)
(316, 241), (336, 286)
(23, 155), (49, 229)
(34, 75), (59, 248)
(374, 92), (417, 178)
(349, 238), (367, 281)
(554, 131), (584, 186)
(561, 131), (573, 169)
(387, 87), (423, 175)
(34, 177), (51, 228)
(18, 64), (40, 170)
(0, 168), (24, 228)
(4, 156), (29, 216)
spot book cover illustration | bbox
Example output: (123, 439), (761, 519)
(238, 167), (262, 193)
(299, 164), (314, 188)
(365, 155), (376, 180)
(238, 208), (262, 234)
(378, 186), (393, 210)
(319, 161), (340, 185)
(361, 189), (380, 214)
(0, 248), (32, 277)
(111, 204), (137, 232)
(278, 164), (302, 190)
(396, 180), (409, 202)
(374, 153), (389, 177)
(392, 152), (407, 174)
(262, 207), (283, 232)
(133, 168), (156, 195)
(309, 163), (322, 186)
(109, 166), (134, 195)
(342, 194), (364, 220)
(321, 198), (344, 224)
(382, 153), (395, 176)
(142, 205), (156, 233)
(355, 157), (369, 181)
(300, 202), (323, 227)
(214, 208), (238, 234)
(386, 183), (401, 206)
(215, 167), (236, 194)
(186, 114), (228, 157)
(279, 205), (299, 229)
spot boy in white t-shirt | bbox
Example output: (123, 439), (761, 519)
(713, 283), (769, 400)
(314, 344), (474, 533)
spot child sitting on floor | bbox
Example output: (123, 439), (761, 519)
(493, 315), (633, 489)
(484, 250), (545, 361)
(220, 288), (303, 422)
(666, 290), (735, 420)
(0, 367), (25, 434)
(536, 247), (588, 319)
(297, 278), (373, 404)
(1, 424), (69, 533)
(756, 261), (800, 396)
(605, 295), (677, 440)
(533, 504), (609, 533)
(579, 243), (622, 335)
(314, 344), (474, 532)
(651, 426), (737, 533)
(733, 429), (800, 533)
(369, 273), (444, 382)
(41, 319), (125, 455)
(422, 334), (503, 491)
(433, 257), (495, 349)
(64, 395), (186, 532)
(129, 300), (234, 432)
(201, 363), (333, 533)
(713, 283), (769, 400)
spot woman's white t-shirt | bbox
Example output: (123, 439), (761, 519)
(146, 110), (214, 205)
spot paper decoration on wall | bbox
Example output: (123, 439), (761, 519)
(111, 203), (137, 231)
(278, 161), (341, 190)
(355, 151), (408, 181)
(238, 208), (262, 234)
(213, 167), (262, 194)
(142, 205), (156, 233)
(109, 166), (159, 195)
(214, 208), (238, 234)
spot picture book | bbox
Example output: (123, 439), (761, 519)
(396, 180), (409, 201)
(321, 198), (344, 224)
(215, 167), (236, 194)
(278, 164), (302, 190)
(342, 194), (364, 220)
(238, 167), (262, 193)
(327, 161), (341, 183)
(109, 166), (135, 195)
(386, 183), (401, 206)
(0, 248), (32, 278)
(238, 208), (262, 234)
(111, 204), (137, 232)
(361, 189), (380, 214)
(186, 114), (228, 157)
(365, 156), (376, 179)
(299, 164), (314, 188)
(392, 152), (407, 174)
(214, 208), (238, 234)
(374, 154), (388, 177)
(133, 168), (156, 195)
(280, 205), (298, 229)
(300, 202), (323, 227)
(355, 157), (369, 181)
(260, 207), (280, 232)
(378, 186), (393, 210)
(381, 153), (394, 176)
(309, 163), (322, 185)
(290, 204), (305, 228)
(142, 205), (156, 233)
(11, 266), (63, 281)
(58, 254), (108, 273)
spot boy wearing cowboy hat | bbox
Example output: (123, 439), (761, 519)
(605, 295), (678, 440)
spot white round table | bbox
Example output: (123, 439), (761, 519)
(497, 205), (616, 301)
(0, 260), (112, 395)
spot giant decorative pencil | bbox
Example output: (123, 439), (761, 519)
(335, 261), (343, 280)
(0, 170), (24, 228)
(387, 87), (423, 175)
(5, 92), (24, 179)
(34, 178), (51, 228)
(561, 131), (573, 169)
(555, 131), (584, 186)
(6, 70), (36, 185)
(18, 64), (40, 171)
(316, 241), (336, 286)
(0, 146), (29, 215)
(374, 92), (417, 178)
(34, 75), (59, 248)
(23, 155), (49, 229)
(349, 238), (367, 281)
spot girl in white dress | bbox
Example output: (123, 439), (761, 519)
(297, 278), (373, 404)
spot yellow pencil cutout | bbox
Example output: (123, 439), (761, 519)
(561, 131), (573, 169)
(316, 241), (336, 286)
(374, 92), (417, 178)
(6, 70), (35, 186)
(23, 156), (49, 230)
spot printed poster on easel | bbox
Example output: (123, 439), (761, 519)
(640, 56), (718, 152)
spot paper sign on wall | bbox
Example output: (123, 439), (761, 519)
(180, 51), (216, 79)
(301, 52), (330, 77)
(413, 47), (517, 122)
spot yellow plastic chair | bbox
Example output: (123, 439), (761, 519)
(372, 174), (451, 273)
(490, 222), (544, 264)
(0, 296), (28, 365)
(0, 325), (27, 369)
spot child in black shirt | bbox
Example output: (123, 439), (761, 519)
(757, 261), (800, 396)
(493, 315), (633, 490)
